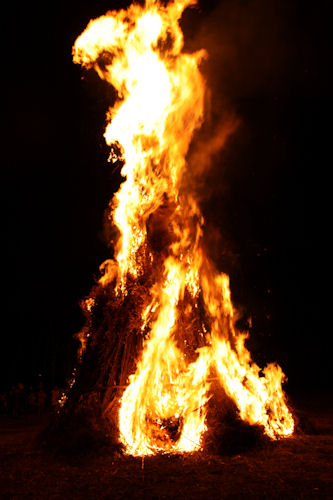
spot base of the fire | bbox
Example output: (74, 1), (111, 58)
(40, 271), (294, 457)
(42, 384), (288, 458)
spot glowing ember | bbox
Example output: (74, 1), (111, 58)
(72, 0), (294, 456)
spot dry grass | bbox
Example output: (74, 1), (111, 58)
(0, 397), (332, 499)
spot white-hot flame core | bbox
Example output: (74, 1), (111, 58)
(73, 0), (294, 456)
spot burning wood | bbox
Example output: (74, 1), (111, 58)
(57, 0), (294, 456)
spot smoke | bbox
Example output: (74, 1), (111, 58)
(180, 0), (295, 233)
(177, 0), (303, 325)
(183, 0), (293, 184)
(189, 0), (293, 96)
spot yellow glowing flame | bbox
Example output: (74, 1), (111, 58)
(73, 0), (294, 456)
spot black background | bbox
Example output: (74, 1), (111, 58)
(1, 0), (331, 396)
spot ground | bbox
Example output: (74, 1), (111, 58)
(1, 396), (332, 499)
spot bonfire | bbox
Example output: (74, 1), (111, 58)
(54, 0), (294, 456)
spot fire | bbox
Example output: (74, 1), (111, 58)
(73, 0), (294, 456)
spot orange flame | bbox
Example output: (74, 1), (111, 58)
(73, 0), (294, 456)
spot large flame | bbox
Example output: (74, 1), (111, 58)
(73, 0), (294, 456)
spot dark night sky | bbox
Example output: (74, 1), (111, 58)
(1, 0), (331, 395)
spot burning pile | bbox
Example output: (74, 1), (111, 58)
(60, 0), (294, 456)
